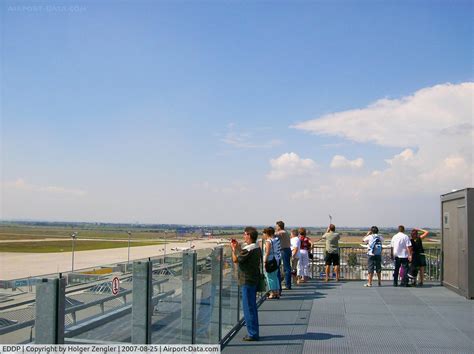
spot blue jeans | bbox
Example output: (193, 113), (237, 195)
(281, 248), (292, 289)
(394, 257), (409, 286)
(241, 284), (259, 339)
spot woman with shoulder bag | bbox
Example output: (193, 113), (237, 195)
(263, 227), (281, 299)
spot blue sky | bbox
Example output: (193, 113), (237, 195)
(1, 0), (473, 227)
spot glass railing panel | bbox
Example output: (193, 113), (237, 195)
(63, 267), (133, 343)
(150, 252), (184, 344)
(221, 246), (239, 337)
(195, 248), (217, 344)
(1, 245), (442, 345)
(0, 304), (36, 344)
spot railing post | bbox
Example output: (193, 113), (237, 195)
(341, 247), (344, 280)
(440, 248), (442, 282)
(237, 285), (241, 323)
(181, 250), (197, 344)
(35, 277), (66, 344)
(229, 259), (239, 326)
(210, 247), (223, 343)
(132, 260), (152, 344)
(438, 248), (442, 284)
(428, 249), (432, 280)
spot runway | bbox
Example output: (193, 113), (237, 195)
(0, 239), (223, 280)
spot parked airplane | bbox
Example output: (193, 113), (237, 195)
(215, 238), (229, 245)
(170, 241), (195, 251)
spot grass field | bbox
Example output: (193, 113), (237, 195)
(0, 240), (160, 253)
(0, 225), (194, 241)
(0, 223), (440, 253)
(0, 234), (51, 241)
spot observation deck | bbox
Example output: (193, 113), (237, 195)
(223, 280), (474, 354)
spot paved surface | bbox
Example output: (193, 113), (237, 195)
(222, 281), (474, 354)
(0, 240), (219, 280)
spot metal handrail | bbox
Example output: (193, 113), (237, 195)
(309, 245), (441, 281)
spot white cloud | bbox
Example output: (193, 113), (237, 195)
(290, 185), (334, 201)
(291, 82), (474, 197)
(291, 82), (473, 149)
(290, 189), (314, 200)
(283, 82), (473, 226)
(330, 155), (364, 169)
(220, 124), (282, 149)
(384, 148), (415, 166)
(4, 178), (86, 197)
(197, 181), (248, 194)
(267, 152), (317, 180)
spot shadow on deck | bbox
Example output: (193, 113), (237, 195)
(222, 281), (474, 354)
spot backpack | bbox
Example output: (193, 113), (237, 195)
(369, 235), (382, 256)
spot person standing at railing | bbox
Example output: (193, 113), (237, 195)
(231, 226), (262, 341)
(362, 226), (384, 287)
(290, 228), (301, 285)
(390, 225), (413, 287)
(298, 228), (312, 283)
(263, 227), (281, 299)
(276, 220), (292, 292)
(319, 224), (341, 282)
(408, 228), (429, 287)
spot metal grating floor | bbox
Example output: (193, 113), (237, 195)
(222, 281), (474, 354)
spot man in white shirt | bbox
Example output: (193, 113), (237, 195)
(390, 225), (413, 287)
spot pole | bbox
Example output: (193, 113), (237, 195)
(127, 231), (132, 264)
(72, 238), (75, 273)
(164, 236), (167, 258)
(71, 232), (77, 273)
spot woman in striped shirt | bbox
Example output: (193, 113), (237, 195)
(263, 227), (281, 299)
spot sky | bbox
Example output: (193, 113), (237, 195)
(1, 0), (473, 227)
